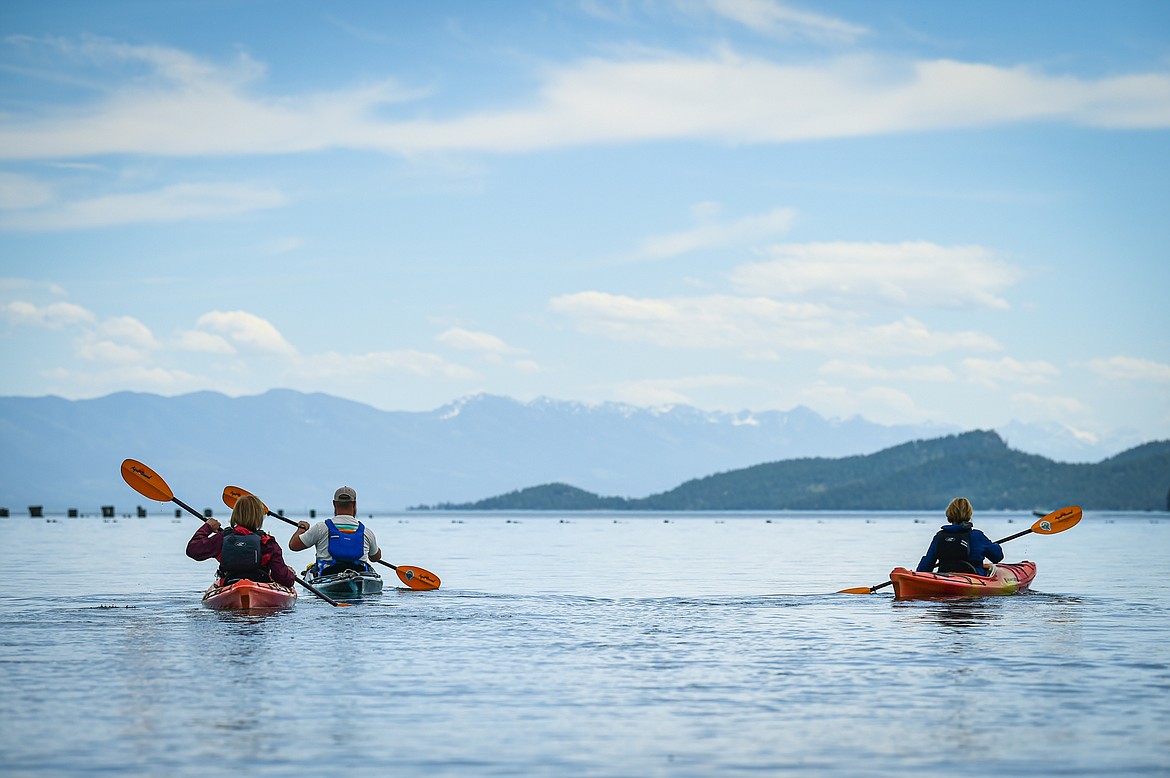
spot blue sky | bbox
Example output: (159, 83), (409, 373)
(2, 0), (1168, 446)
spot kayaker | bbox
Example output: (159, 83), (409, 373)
(916, 497), (1004, 575)
(185, 494), (296, 586)
(288, 485), (382, 575)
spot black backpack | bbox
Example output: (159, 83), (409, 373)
(935, 528), (978, 574)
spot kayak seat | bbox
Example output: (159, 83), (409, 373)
(936, 560), (980, 575)
(308, 560), (372, 577)
(217, 570), (274, 585)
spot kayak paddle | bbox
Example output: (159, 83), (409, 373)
(837, 505), (1082, 594)
(222, 485), (442, 591)
(119, 459), (352, 607)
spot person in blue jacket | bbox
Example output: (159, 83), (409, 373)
(916, 497), (1003, 575)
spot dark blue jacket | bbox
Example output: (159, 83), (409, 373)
(916, 522), (1003, 574)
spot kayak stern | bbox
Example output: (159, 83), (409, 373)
(889, 562), (1037, 600)
(202, 579), (298, 610)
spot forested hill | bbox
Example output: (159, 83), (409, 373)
(426, 431), (1170, 511)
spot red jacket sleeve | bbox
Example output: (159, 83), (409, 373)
(263, 537), (296, 587)
(186, 523), (223, 561)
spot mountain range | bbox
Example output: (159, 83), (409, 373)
(0, 389), (1153, 513)
(434, 430), (1170, 512)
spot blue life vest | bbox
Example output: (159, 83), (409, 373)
(325, 519), (366, 563)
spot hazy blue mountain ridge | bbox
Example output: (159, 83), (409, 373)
(0, 390), (1153, 513)
(437, 431), (1170, 512)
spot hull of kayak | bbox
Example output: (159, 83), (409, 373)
(201, 579), (298, 610)
(889, 562), (1037, 600)
(304, 568), (384, 597)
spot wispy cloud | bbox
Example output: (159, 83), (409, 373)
(0, 172), (54, 209)
(0, 36), (424, 159)
(797, 380), (937, 425)
(549, 291), (1000, 357)
(436, 327), (524, 355)
(302, 350), (477, 381)
(1011, 392), (1092, 421)
(730, 241), (1022, 310)
(0, 181), (287, 231)
(0, 299), (95, 328)
(818, 360), (957, 382)
(1084, 355), (1170, 383)
(43, 364), (204, 395)
(703, 0), (868, 43)
(960, 357), (1060, 388)
(2, 39), (1168, 160)
(609, 373), (755, 407)
(633, 203), (796, 259)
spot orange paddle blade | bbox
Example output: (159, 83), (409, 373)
(1033, 505), (1081, 534)
(222, 485), (269, 514)
(837, 586), (875, 594)
(395, 565), (441, 591)
(121, 459), (174, 502)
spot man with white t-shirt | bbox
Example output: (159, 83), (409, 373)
(289, 486), (382, 575)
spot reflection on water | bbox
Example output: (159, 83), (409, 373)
(905, 598), (1007, 629)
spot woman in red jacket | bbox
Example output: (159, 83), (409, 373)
(185, 494), (296, 587)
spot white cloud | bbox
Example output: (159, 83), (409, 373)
(610, 374), (754, 407)
(0, 37), (424, 159)
(2, 41), (1169, 160)
(634, 205), (796, 259)
(730, 241), (1021, 309)
(0, 172), (54, 209)
(612, 382), (695, 407)
(0, 299), (95, 328)
(703, 0), (868, 43)
(195, 310), (297, 356)
(960, 357), (1060, 388)
(345, 53), (1170, 152)
(70, 315), (160, 364)
(798, 381), (936, 425)
(174, 329), (235, 354)
(303, 350), (477, 381)
(0, 279), (69, 295)
(818, 360), (957, 382)
(436, 327), (524, 355)
(98, 316), (159, 349)
(549, 291), (1000, 356)
(1084, 356), (1170, 383)
(0, 182), (287, 231)
(1011, 392), (1092, 421)
(75, 338), (148, 364)
(43, 364), (204, 395)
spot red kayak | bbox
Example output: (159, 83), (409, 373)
(201, 579), (298, 610)
(889, 562), (1037, 600)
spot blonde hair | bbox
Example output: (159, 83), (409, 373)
(945, 497), (973, 523)
(231, 494), (265, 530)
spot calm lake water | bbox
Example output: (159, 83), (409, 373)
(1, 510), (1167, 777)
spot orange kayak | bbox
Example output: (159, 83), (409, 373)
(201, 579), (298, 610)
(889, 562), (1037, 600)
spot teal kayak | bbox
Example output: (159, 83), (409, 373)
(302, 567), (384, 597)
